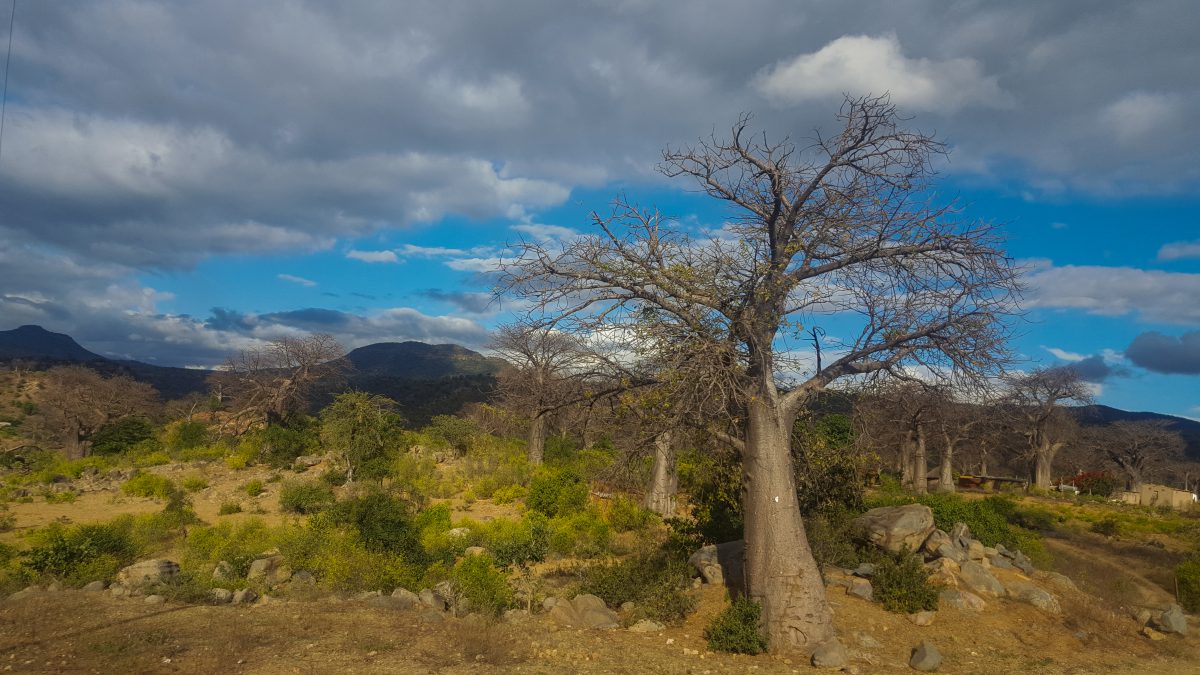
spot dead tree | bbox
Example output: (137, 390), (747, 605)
(1087, 420), (1185, 491)
(1005, 367), (1091, 489)
(498, 96), (1020, 652)
(214, 333), (347, 431)
(37, 366), (159, 458)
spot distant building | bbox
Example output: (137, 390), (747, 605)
(1117, 483), (1196, 511)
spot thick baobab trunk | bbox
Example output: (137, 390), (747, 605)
(743, 398), (834, 653)
(900, 434), (916, 490)
(913, 424), (928, 495)
(937, 449), (955, 493)
(527, 414), (546, 466)
(1032, 438), (1059, 489)
(62, 420), (88, 460)
(645, 430), (678, 517)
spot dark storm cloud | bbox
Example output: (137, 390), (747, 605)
(1063, 355), (1130, 383)
(419, 289), (495, 314)
(1125, 331), (1200, 375)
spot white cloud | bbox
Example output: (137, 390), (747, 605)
(1025, 264), (1200, 325)
(346, 249), (399, 264)
(399, 244), (468, 257)
(1101, 92), (1181, 145)
(510, 223), (579, 242)
(277, 274), (317, 287)
(1042, 346), (1085, 362)
(1158, 240), (1200, 261)
(753, 34), (1009, 113)
(445, 257), (505, 273)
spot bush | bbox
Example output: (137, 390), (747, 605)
(91, 417), (156, 456)
(450, 554), (513, 615)
(326, 491), (423, 562)
(704, 596), (767, 655)
(278, 480), (335, 514)
(1092, 517), (1121, 537)
(806, 505), (864, 569)
(423, 415), (479, 455)
(674, 449), (742, 545)
(44, 490), (78, 504)
(164, 420), (210, 452)
(182, 519), (278, 579)
(181, 476), (209, 492)
(577, 547), (696, 623)
(526, 468), (589, 518)
(277, 517), (421, 592)
(479, 515), (548, 566)
(871, 551), (939, 614)
(793, 413), (865, 515)
(258, 419), (321, 468)
(1071, 471), (1121, 497)
(492, 484), (527, 505)
(218, 501), (243, 515)
(242, 480), (265, 497)
(606, 496), (657, 532)
(121, 472), (177, 500)
(1177, 556), (1200, 612)
(548, 509), (610, 558)
(21, 521), (140, 585)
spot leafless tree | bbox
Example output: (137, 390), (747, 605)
(1085, 420), (1185, 491)
(36, 366), (159, 458)
(213, 333), (347, 431)
(1004, 367), (1091, 489)
(498, 96), (1020, 652)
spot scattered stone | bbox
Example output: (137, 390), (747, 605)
(939, 589), (985, 612)
(847, 578), (874, 601)
(1142, 626), (1167, 641)
(1154, 604), (1188, 636)
(810, 639), (849, 669)
(232, 589), (257, 604)
(687, 540), (745, 590)
(854, 504), (936, 554)
(852, 563), (876, 578)
(419, 588), (446, 611)
(542, 596), (558, 611)
(1131, 607), (1154, 626)
(988, 556), (1015, 571)
(210, 588), (233, 604)
(247, 555), (291, 586)
(853, 631), (882, 649)
(463, 546), (487, 557)
(982, 546), (998, 558)
(46, 581), (63, 593)
(907, 611), (936, 627)
(921, 529), (954, 558)
(82, 581), (107, 592)
(1034, 571), (1077, 594)
(390, 588), (419, 610)
(293, 455), (323, 469)
(620, 601), (636, 613)
(144, 595), (165, 605)
(1010, 551), (1035, 575)
(212, 561), (234, 581)
(1005, 580), (1061, 614)
(628, 619), (665, 633)
(446, 527), (471, 539)
(957, 561), (1005, 598)
(434, 581), (464, 614)
(549, 594), (620, 629)
(291, 570), (316, 585)
(949, 523), (971, 542)
(116, 559), (180, 588)
(109, 585), (130, 598)
(925, 558), (959, 587)
(964, 539), (986, 561)
(909, 640), (942, 672)
(6, 586), (42, 602)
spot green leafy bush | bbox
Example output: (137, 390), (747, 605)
(492, 484), (527, 505)
(704, 596), (768, 655)
(1092, 517), (1121, 537)
(121, 472), (177, 500)
(577, 546), (696, 623)
(450, 553), (513, 615)
(183, 519), (279, 579)
(21, 521), (139, 585)
(1176, 556), (1200, 612)
(278, 480), (335, 514)
(258, 419), (321, 468)
(218, 501), (243, 515)
(91, 417), (156, 456)
(548, 509), (610, 558)
(181, 476), (209, 492)
(673, 449), (743, 545)
(242, 480), (265, 497)
(326, 491), (423, 562)
(793, 413), (865, 515)
(164, 420), (210, 452)
(526, 468), (589, 518)
(871, 551), (939, 614)
(422, 415), (479, 455)
(479, 514), (548, 566)
(806, 505), (865, 569)
(277, 517), (421, 592)
(606, 495), (657, 532)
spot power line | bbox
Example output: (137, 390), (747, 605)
(0, 0), (16, 165)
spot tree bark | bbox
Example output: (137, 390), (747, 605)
(937, 448), (955, 493)
(913, 424), (928, 495)
(743, 396), (834, 653)
(900, 434), (916, 490)
(1033, 438), (1058, 489)
(645, 430), (678, 517)
(527, 413), (546, 466)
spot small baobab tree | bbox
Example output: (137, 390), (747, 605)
(1005, 367), (1090, 489)
(214, 333), (347, 432)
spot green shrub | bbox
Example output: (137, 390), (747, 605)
(423, 415), (479, 455)
(91, 417), (156, 456)
(277, 517), (421, 592)
(806, 505), (864, 569)
(793, 413), (865, 515)
(21, 521), (140, 585)
(182, 519), (278, 579)
(1092, 517), (1121, 537)
(242, 480), (265, 497)
(606, 495), (657, 532)
(527, 468), (589, 518)
(704, 596), (767, 655)
(871, 551), (939, 614)
(673, 449), (742, 545)
(132, 450), (172, 468)
(258, 419), (321, 468)
(218, 501), (243, 515)
(44, 490), (78, 504)
(548, 509), (610, 558)
(492, 484), (527, 505)
(451, 554), (513, 615)
(479, 514), (549, 566)
(327, 491), (423, 562)
(1176, 556), (1200, 612)
(164, 420), (210, 452)
(121, 472), (176, 500)
(577, 546), (696, 623)
(181, 476), (209, 492)
(279, 480), (335, 514)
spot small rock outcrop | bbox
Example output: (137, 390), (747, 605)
(210, 588), (234, 604)
(957, 561), (1005, 598)
(909, 640), (942, 671)
(1154, 604), (1189, 636)
(687, 540), (745, 591)
(853, 504), (935, 554)
(82, 581), (107, 592)
(810, 639), (849, 669)
(390, 588), (419, 610)
(247, 555), (292, 586)
(116, 559), (180, 588)
(938, 589), (985, 612)
(548, 594), (620, 629)
(1005, 579), (1061, 614)
(628, 619), (665, 633)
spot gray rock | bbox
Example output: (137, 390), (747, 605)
(854, 504), (936, 554)
(144, 594), (165, 605)
(922, 529), (950, 556)
(503, 608), (530, 622)
(687, 540), (745, 591)
(419, 588), (446, 611)
(847, 577), (874, 601)
(390, 588), (419, 610)
(1155, 604), (1188, 635)
(290, 570), (316, 585)
(210, 588), (234, 604)
(6, 586), (42, 602)
(1010, 551), (1035, 575)
(982, 546), (999, 558)
(853, 631), (882, 649)
(232, 589), (257, 604)
(852, 562), (876, 578)
(1131, 607), (1154, 626)
(116, 559), (180, 588)
(811, 639), (849, 669)
(293, 455), (323, 469)
(82, 581), (107, 592)
(988, 555), (1015, 570)
(964, 539), (986, 561)
(212, 561), (234, 581)
(909, 640), (942, 671)
(572, 594), (620, 629)
(109, 584), (130, 598)
(628, 619), (665, 633)
(907, 610), (936, 626)
(1034, 571), (1077, 594)
(939, 589), (985, 612)
(949, 523), (971, 542)
(247, 555), (291, 585)
(463, 546), (488, 557)
(1005, 580), (1061, 614)
(620, 601), (636, 612)
(958, 561), (1005, 597)
(542, 596), (558, 611)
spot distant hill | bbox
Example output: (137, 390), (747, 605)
(0, 325), (504, 424)
(1070, 404), (1200, 461)
(0, 325), (106, 362)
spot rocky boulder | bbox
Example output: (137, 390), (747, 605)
(853, 504), (935, 554)
(1154, 604), (1188, 636)
(1005, 580), (1061, 614)
(939, 589), (985, 612)
(810, 639), (849, 669)
(909, 640), (942, 672)
(957, 560), (1005, 598)
(247, 555), (291, 586)
(687, 540), (745, 593)
(548, 594), (620, 629)
(116, 559), (180, 588)
(390, 588), (419, 610)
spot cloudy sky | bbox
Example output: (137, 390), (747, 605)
(0, 1), (1197, 417)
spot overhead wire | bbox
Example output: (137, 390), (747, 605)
(0, 0), (16, 165)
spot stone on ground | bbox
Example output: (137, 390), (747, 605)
(854, 504), (936, 554)
(549, 594), (620, 629)
(210, 588), (233, 603)
(1005, 580), (1061, 614)
(847, 577), (874, 601)
(939, 589), (986, 612)
(247, 555), (291, 586)
(907, 610), (936, 626)
(957, 561), (1005, 597)
(909, 640), (942, 671)
(687, 540), (744, 590)
(1155, 604), (1189, 635)
(628, 619), (665, 633)
(117, 559), (180, 588)
(389, 588), (419, 610)
(144, 595), (165, 605)
(82, 581), (107, 592)
(810, 639), (849, 669)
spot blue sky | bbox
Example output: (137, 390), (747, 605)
(0, 2), (1197, 417)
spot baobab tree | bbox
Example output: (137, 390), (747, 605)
(1005, 367), (1091, 489)
(499, 96), (1020, 652)
(1088, 420), (1185, 491)
(37, 366), (159, 458)
(215, 333), (347, 431)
